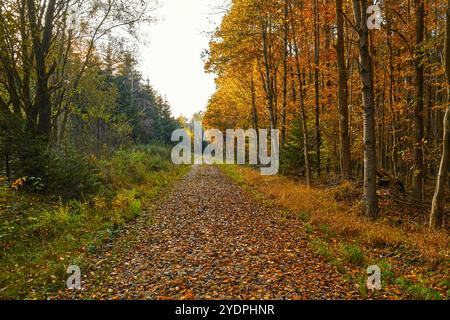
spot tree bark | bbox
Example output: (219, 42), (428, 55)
(289, 3), (311, 186)
(313, 0), (322, 177)
(281, 0), (289, 147)
(430, 0), (450, 229)
(336, 0), (352, 180)
(353, 0), (379, 218)
(250, 74), (260, 164)
(413, 0), (425, 200)
(27, 0), (57, 138)
(261, 19), (276, 129)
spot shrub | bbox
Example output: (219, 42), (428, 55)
(67, 199), (89, 216)
(137, 144), (172, 159)
(111, 189), (142, 226)
(27, 200), (72, 239)
(46, 145), (100, 197)
(100, 147), (171, 188)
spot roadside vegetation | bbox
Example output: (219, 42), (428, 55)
(0, 146), (189, 299)
(221, 165), (449, 300)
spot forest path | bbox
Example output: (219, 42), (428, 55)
(68, 165), (356, 299)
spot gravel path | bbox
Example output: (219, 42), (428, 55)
(65, 165), (357, 300)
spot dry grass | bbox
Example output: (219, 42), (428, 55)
(227, 166), (449, 264)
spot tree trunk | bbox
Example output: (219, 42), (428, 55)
(413, 0), (425, 200)
(250, 74), (260, 164)
(281, 0), (289, 147)
(5, 153), (10, 181)
(261, 20), (276, 129)
(430, 0), (450, 229)
(313, 0), (321, 177)
(353, 0), (379, 218)
(336, 0), (352, 180)
(289, 3), (311, 187)
(27, 0), (57, 139)
(299, 71), (312, 187)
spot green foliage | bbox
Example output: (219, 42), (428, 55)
(339, 243), (365, 266)
(330, 258), (347, 274)
(137, 144), (173, 159)
(280, 115), (306, 176)
(111, 189), (142, 226)
(310, 238), (333, 261)
(395, 277), (442, 300)
(357, 273), (368, 298)
(377, 259), (396, 285)
(99, 147), (170, 188)
(109, 55), (180, 146)
(297, 210), (311, 222)
(303, 223), (314, 234)
(0, 115), (48, 181)
(46, 145), (100, 197)
(0, 145), (189, 299)
(0, 115), (99, 197)
(318, 223), (336, 239)
(27, 200), (73, 239)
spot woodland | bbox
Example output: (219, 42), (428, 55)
(0, 0), (449, 300)
(204, 0), (450, 228)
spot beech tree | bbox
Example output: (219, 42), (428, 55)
(430, 0), (450, 229)
(352, 0), (378, 218)
(204, 0), (449, 222)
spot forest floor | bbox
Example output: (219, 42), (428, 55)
(54, 164), (449, 300)
(57, 165), (359, 300)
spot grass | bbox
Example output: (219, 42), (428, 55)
(357, 274), (369, 298)
(221, 165), (449, 264)
(220, 164), (449, 299)
(395, 277), (443, 300)
(309, 238), (333, 261)
(0, 146), (190, 299)
(297, 210), (311, 222)
(339, 244), (365, 267)
(377, 259), (396, 286)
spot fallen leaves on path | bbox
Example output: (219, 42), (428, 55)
(60, 165), (358, 300)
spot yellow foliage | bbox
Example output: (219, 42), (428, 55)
(231, 166), (449, 263)
(11, 177), (27, 190)
(92, 195), (108, 210)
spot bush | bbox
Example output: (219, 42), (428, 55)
(45, 145), (100, 197)
(1, 129), (99, 197)
(136, 144), (172, 159)
(100, 147), (171, 188)
(0, 114), (99, 197)
(111, 189), (142, 226)
(27, 200), (73, 239)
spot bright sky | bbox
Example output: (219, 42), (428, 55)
(138, 0), (228, 120)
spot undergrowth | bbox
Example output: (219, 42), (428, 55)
(220, 165), (449, 300)
(0, 145), (189, 299)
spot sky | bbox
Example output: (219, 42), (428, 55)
(138, 0), (228, 120)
